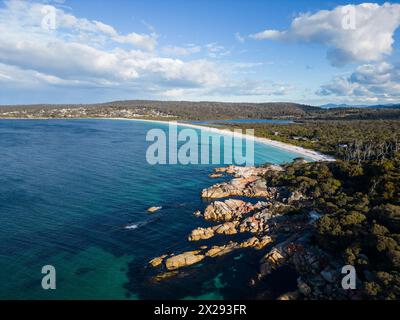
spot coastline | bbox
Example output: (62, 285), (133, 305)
(0, 116), (336, 162)
(108, 117), (336, 162)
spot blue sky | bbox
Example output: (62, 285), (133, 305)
(1, 0), (400, 105)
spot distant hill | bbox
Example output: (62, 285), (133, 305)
(368, 104), (400, 109)
(1, 100), (400, 121)
(320, 103), (400, 109)
(101, 100), (321, 119)
(0, 100), (321, 120)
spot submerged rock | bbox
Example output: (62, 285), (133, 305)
(151, 271), (179, 282)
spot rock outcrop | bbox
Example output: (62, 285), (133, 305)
(149, 235), (273, 273)
(205, 236), (273, 258)
(214, 221), (239, 235)
(204, 199), (254, 222)
(241, 235), (273, 250)
(202, 165), (282, 199)
(277, 291), (300, 300)
(189, 221), (240, 241)
(165, 251), (205, 271)
(201, 177), (278, 199)
(255, 233), (355, 300)
(214, 165), (283, 178)
(205, 242), (239, 258)
(149, 255), (168, 268)
(188, 227), (216, 241)
(209, 173), (223, 178)
(147, 164), (352, 300)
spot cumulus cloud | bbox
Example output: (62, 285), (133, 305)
(317, 62), (400, 101)
(250, 30), (283, 40)
(0, 0), (292, 101)
(250, 3), (400, 66)
(0, 1), (223, 93)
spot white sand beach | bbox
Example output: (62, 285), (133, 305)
(109, 118), (336, 162)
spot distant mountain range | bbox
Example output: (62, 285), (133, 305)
(320, 103), (400, 109)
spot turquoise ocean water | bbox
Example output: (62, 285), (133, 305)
(0, 119), (307, 300)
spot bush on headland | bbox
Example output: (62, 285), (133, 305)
(263, 153), (400, 299)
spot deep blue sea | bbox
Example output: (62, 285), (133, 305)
(0, 119), (306, 300)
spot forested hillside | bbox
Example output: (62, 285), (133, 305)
(1, 100), (400, 120)
(228, 120), (400, 162)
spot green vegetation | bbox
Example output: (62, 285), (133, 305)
(265, 155), (400, 299)
(2, 100), (400, 299)
(228, 120), (400, 162)
(1, 100), (400, 121)
(256, 120), (400, 299)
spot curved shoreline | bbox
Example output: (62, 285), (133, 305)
(108, 118), (336, 162)
(0, 117), (336, 162)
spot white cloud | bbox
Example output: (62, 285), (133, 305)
(0, 0), (291, 101)
(162, 45), (201, 56)
(250, 3), (400, 66)
(206, 42), (231, 58)
(250, 30), (282, 40)
(113, 32), (158, 51)
(235, 32), (245, 43)
(0, 1), (222, 93)
(317, 62), (400, 101)
(0, 63), (101, 89)
(162, 79), (292, 99)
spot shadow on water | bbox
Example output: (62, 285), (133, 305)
(126, 245), (298, 300)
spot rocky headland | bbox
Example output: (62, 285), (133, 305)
(147, 162), (361, 300)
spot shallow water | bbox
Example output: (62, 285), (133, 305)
(0, 119), (304, 299)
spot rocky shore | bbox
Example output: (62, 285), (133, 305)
(148, 163), (357, 300)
